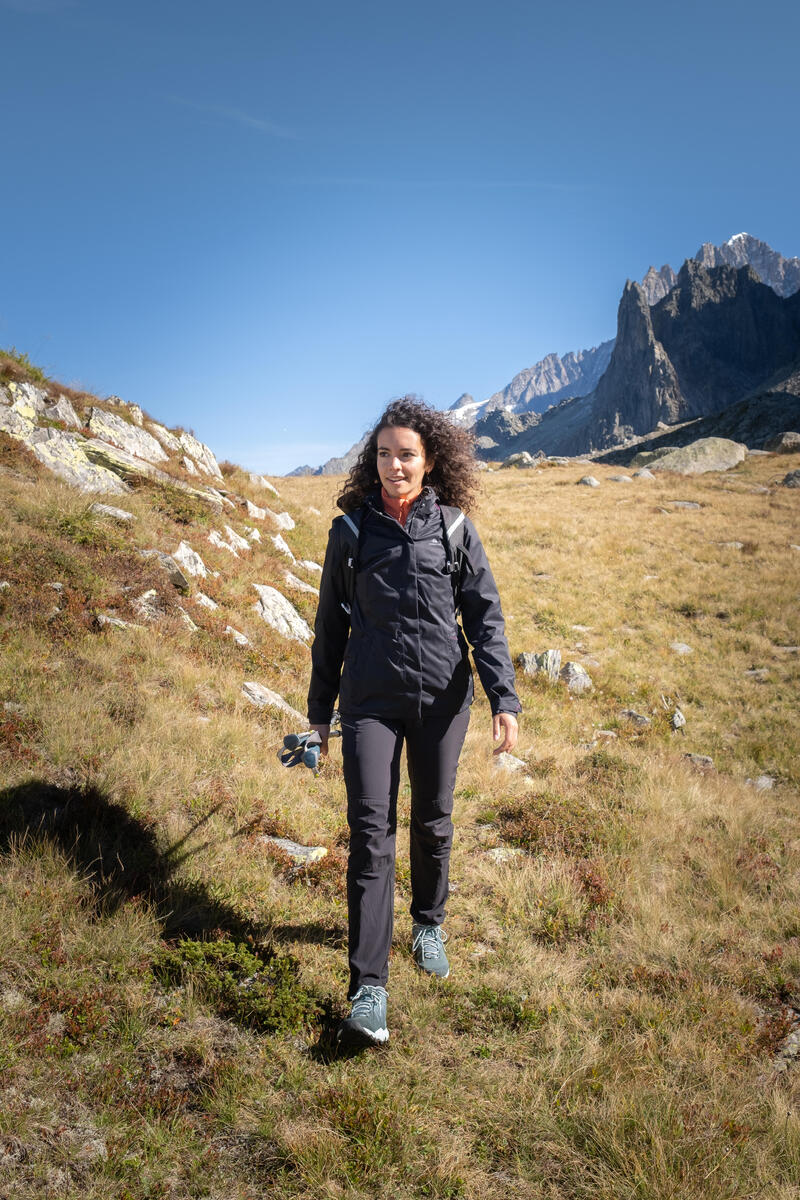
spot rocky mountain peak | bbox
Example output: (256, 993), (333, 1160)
(694, 233), (800, 297)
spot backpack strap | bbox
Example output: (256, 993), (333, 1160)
(439, 505), (467, 612)
(335, 508), (364, 615)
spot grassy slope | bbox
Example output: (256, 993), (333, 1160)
(1, 375), (799, 1198)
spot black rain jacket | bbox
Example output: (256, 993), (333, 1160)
(307, 488), (521, 724)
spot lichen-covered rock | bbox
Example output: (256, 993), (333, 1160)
(133, 589), (165, 622)
(27, 428), (130, 494)
(147, 421), (182, 453)
(82, 439), (223, 510)
(517, 649), (561, 681)
(7, 381), (50, 414)
(0, 406), (36, 440)
(173, 541), (209, 579)
(241, 680), (305, 723)
(560, 661), (593, 693)
(259, 835), (328, 865)
(252, 584), (312, 641)
(178, 431), (223, 479)
(648, 438), (747, 475)
(44, 395), (82, 427)
(88, 408), (169, 463)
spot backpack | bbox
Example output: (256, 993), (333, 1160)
(337, 504), (467, 617)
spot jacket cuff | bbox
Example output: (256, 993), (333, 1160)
(307, 706), (334, 725)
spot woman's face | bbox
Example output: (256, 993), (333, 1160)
(376, 425), (433, 500)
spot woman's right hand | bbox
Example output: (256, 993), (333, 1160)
(309, 724), (330, 755)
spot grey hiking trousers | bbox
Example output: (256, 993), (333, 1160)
(341, 708), (471, 996)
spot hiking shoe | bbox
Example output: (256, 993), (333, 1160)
(337, 985), (389, 1047)
(411, 923), (450, 978)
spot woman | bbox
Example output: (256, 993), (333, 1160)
(307, 397), (520, 1047)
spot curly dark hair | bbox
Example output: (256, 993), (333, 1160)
(337, 396), (479, 514)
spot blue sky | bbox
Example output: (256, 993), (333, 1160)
(3, 0), (799, 473)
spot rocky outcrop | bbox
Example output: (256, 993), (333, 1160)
(27, 429), (130, 495)
(694, 233), (800, 298)
(633, 437), (747, 475)
(88, 408), (168, 463)
(252, 584), (312, 641)
(640, 264), (678, 305)
(177, 432), (223, 479)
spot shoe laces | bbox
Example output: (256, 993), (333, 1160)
(350, 985), (386, 1018)
(412, 925), (448, 960)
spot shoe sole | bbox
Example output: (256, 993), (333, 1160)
(336, 1020), (390, 1048)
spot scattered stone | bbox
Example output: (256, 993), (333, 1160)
(774, 645), (800, 654)
(620, 709), (651, 727)
(578, 476), (600, 488)
(97, 612), (141, 630)
(43, 395), (81, 427)
(270, 533), (296, 561)
(147, 421), (182, 452)
(560, 661), (593, 693)
(298, 559), (322, 573)
(744, 667), (770, 682)
(546, 456), (570, 466)
(609, 474), (633, 483)
(182, 455), (198, 475)
(595, 729), (618, 741)
(493, 751), (526, 772)
(48, 581), (64, 592)
(173, 541), (209, 579)
(91, 502), (135, 522)
(746, 775), (775, 791)
(791, 545), (800, 553)
(248, 473), (279, 495)
(259, 835), (328, 865)
(483, 846), (525, 863)
(284, 570), (320, 596)
(671, 708), (687, 732)
(241, 681), (306, 723)
(246, 499), (267, 520)
(307, 506), (321, 515)
(684, 753), (715, 772)
(717, 540), (744, 549)
(648, 437), (747, 475)
(177, 607), (198, 632)
(667, 500), (701, 510)
(224, 524), (251, 553)
(178, 431), (223, 478)
(208, 530), (238, 557)
(3, 701), (24, 715)
(138, 549), (191, 593)
(500, 451), (538, 469)
(244, 526), (262, 543)
(252, 584), (312, 641)
(195, 593), (219, 611)
(671, 642), (694, 655)
(88, 407), (169, 463)
(773, 1020), (800, 1074)
(571, 624), (592, 633)
(225, 625), (251, 647)
(267, 508), (296, 531)
(633, 468), (655, 479)
(763, 431), (800, 453)
(782, 469), (800, 488)
(0, 581), (10, 591)
(517, 649), (561, 681)
(133, 589), (165, 622)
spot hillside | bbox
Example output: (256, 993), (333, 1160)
(1, 350), (799, 1199)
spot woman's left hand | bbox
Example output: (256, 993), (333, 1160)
(492, 712), (519, 755)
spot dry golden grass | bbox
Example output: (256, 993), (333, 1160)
(0, 446), (798, 1198)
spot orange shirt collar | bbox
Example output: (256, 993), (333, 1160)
(381, 485), (423, 526)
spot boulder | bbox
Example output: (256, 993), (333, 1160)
(173, 541), (209, 579)
(517, 649), (561, 681)
(195, 592), (219, 610)
(483, 846), (526, 863)
(224, 525), (251, 553)
(671, 708), (686, 731)
(44, 396), (81, 427)
(97, 612), (142, 630)
(252, 584), (312, 641)
(177, 607), (198, 632)
(266, 508), (296, 531)
(241, 681), (306, 723)
(208, 530), (238, 557)
(138, 549), (190, 593)
(685, 753), (715, 772)
(493, 752), (526, 772)
(298, 559), (322, 573)
(763, 431), (800, 453)
(670, 642), (694, 655)
(633, 467), (655, 479)
(248, 473), (280, 496)
(178, 431), (223, 479)
(620, 709), (651, 727)
(578, 476), (600, 488)
(782, 469), (800, 488)
(6, 381), (50, 414)
(500, 451), (538, 469)
(648, 437), (747, 475)
(667, 500), (701, 510)
(182, 455), (198, 475)
(244, 526), (261, 543)
(0, 406), (36, 440)
(133, 589), (166, 622)
(259, 835), (328, 865)
(560, 661), (593, 693)
(746, 775), (775, 791)
(609, 474), (633, 483)
(27, 428), (129, 494)
(88, 408), (169, 463)
(246, 499), (267, 520)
